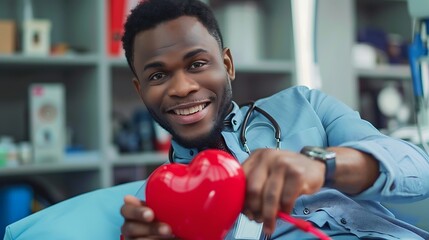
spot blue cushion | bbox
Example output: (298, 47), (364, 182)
(3, 181), (144, 240)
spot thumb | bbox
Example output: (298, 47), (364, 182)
(124, 195), (145, 206)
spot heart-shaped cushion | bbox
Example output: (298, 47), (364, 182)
(146, 149), (245, 240)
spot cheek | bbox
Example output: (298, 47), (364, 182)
(202, 69), (228, 92)
(141, 86), (165, 110)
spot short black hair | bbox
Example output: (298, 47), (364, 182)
(122, 0), (224, 76)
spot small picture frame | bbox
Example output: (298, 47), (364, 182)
(23, 20), (51, 55)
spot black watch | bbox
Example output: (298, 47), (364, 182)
(300, 146), (336, 186)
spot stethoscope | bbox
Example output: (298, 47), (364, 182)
(239, 102), (281, 240)
(167, 102), (281, 240)
(168, 101), (282, 163)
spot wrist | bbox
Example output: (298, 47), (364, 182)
(300, 146), (336, 186)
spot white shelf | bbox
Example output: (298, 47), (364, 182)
(0, 54), (99, 66)
(0, 161), (101, 177)
(356, 64), (411, 79)
(112, 152), (168, 167)
(235, 60), (295, 74)
(109, 57), (128, 67)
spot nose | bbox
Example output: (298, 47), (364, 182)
(167, 71), (199, 97)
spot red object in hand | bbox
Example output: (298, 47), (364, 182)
(146, 149), (245, 240)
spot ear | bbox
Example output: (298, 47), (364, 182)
(222, 48), (235, 81)
(132, 77), (144, 102)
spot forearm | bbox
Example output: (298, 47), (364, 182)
(327, 146), (379, 195)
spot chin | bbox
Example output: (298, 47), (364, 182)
(177, 134), (210, 149)
(174, 126), (219, 149)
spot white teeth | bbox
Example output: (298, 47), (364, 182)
(173, 104), (205, 115)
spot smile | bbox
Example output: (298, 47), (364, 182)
(173, 103), (207, 116)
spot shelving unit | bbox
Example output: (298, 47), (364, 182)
(353, 0), (414, 130)
(0, 0), (295, 203)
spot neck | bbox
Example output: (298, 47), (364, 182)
(199, 135), (230, 154)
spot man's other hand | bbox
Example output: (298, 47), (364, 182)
(120, 195), (178, 240)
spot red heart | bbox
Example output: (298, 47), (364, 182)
(146, 149), (245, 240)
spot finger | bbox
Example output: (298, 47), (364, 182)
(122, 195), (154, 222)
(124, 195), (145, 206)
(243, 151), (269, 221)
(121, 221), (173, 238)
(121, 202), (154, 222)
(261, 158), (286, 234)
(279, 168), (304, 214)
(241, 151), (259, 174)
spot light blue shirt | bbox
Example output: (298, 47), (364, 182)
(4, 86), (429, 240)
(136, 86), (429, 239)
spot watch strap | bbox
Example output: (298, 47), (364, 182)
(324, 155), (336, 185)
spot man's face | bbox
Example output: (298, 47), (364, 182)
(132, 16), (235, 148)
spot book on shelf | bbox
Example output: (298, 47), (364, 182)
(107, 0), (140, 57)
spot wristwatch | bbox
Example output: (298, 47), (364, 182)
(300, 146), (336, 186)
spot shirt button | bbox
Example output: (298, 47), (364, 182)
(189, 150), (194, 156)
(303, 208), (310, 215)
(340, 218), (347, 224)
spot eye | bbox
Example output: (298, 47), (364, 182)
(189, 61), (207, 70)
(149, 72), (166, 81)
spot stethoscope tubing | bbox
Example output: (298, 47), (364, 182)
(240, 102), (281, 154)
(168, 102), (282, 162)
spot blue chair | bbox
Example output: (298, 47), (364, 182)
(3, 181), (144, 240)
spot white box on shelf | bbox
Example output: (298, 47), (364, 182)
(29, 84), (65, 163)
(23, 20), (51, 55)
(216, 1), (262, 64)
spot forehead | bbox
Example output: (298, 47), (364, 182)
(133, 16), (219, 60)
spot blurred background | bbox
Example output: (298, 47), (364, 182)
(1, 0), (428, 235)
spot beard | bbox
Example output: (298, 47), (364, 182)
(147, 77), (233, 150)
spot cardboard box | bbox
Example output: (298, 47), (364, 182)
(0, 20), (16, 54)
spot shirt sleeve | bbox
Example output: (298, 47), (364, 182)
(305, 87), (429, 202)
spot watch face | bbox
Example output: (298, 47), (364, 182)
(301, 146), (336, 160)
(301, 146), (336, 185)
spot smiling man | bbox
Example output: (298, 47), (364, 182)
(4, 0), (429, 239)
(130, 15), (234, 149)
(118, 0), (429, 239)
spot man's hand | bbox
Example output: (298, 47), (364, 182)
(120, 195), (177, 239)
(241, 149), (326, 235)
